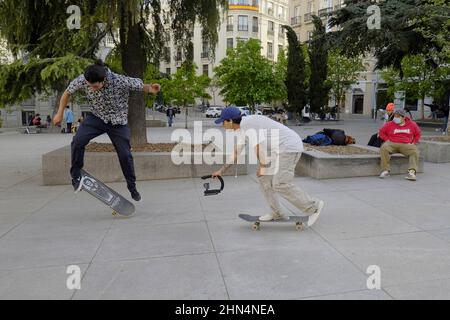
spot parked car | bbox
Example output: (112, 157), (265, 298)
(236, 106), (251, 116)
(205, 107), (223, 118)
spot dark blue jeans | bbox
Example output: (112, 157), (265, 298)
(70, 114), (137, 192)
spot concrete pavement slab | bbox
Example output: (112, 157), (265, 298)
(0, 224), (109, 270)
(384, 278), (450, 300)
(94, 222), (213, 262)
(300, 289), (392, 300)
(330, 232), (450, 287)
(208, 218), (320, 253)
(217, 246), (369, 300)
(73, 254), (227, 300)
(0, 264), (89, 300)
(310, 192), (419, 241)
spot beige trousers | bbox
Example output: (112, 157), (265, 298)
(258, 152), (318, 216)
(380, 141), (419, 172)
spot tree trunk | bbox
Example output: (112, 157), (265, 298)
(185, 105), (188, 129)
(121, 10), (147, 146)
(420, 95), (425, 120)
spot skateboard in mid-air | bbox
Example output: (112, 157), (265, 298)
(78, 169), (135, 217)
(238, 214), (309, 231)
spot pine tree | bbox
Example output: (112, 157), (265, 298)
(283, 25), (307, 116)
(308, 16), (330, 114)
(0, 0), (227, 145)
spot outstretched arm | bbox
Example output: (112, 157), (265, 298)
(53, 91), (71, 126)
(143, 83), (161, 94)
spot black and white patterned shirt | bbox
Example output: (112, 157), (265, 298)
(67, 69), (144, 125)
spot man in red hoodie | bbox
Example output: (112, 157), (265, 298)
(378, 109), (421, 181)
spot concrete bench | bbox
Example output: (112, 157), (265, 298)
(415, 120), (445, 129)
(146, 120), (167, 127)
(42, 145), (247, 186)
(19, 126), (41, 134)
(419, 138), (450, 163)
(295, 144), (424, 179)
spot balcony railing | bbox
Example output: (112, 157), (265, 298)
(238, 25), (249, 31)
(291, 16), (301, 25)
(21, 97), (35, 106)
(304, 12), (315, 23)
(226, 24), (233, 32)
(318, 7), (333, 17)
(201, 52), (209, 59)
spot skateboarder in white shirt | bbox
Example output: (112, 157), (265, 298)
(212, 107), (324, 225)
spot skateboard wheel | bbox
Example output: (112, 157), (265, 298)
(112, 211), (118, 217)
(252, 223), (260, 231)
(296, 222), (304, 231)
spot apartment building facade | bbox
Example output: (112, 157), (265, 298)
(159, 0), (290, 107)
(289, 0), (383, 117)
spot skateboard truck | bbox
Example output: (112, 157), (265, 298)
(201, 175), (224, 196)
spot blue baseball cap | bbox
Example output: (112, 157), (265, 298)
(215, 107), (242, 124)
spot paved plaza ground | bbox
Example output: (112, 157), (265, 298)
(1, 116), (450, 300)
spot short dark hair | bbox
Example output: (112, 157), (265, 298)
(84, 59), (107, 83)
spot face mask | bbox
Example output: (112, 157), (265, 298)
(393, 117), (402, 124)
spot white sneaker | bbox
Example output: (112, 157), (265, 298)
(259, 213), (286, 221)
(307, 200), (324, 227)
(379, 170), (390, 179)
(405, 170), (417, 181)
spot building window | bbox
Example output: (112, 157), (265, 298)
(202, 40), (209, 59)
(278, 45), (283, 54)
(238, 16), (248, 31)
(267, 42), (273, 58)
(227, 15), (233, 31)
(163, 47), (171, 63)
(252, 17), (259, 33)
(227, 38), (234, 49)
(237, 37), (248, 43)
(267, 2), (274, 16)
(176, 48), (182, 61)
(268, 21), (274, 35)
(278, 6), (285, 20)
(203, 64), (209, 77)
(278, 25), (284, 38)
(166, 68), (171, 75)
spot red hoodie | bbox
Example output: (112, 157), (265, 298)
(379, 117), (421, 144)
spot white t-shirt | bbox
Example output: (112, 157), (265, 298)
(238, 115), (303, 154)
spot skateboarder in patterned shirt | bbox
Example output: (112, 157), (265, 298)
(53, 60), (161, 202)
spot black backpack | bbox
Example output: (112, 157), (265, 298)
(323, 128), (346, 146)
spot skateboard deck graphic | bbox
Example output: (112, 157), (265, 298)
(79, 169), (135, 217)
(239, 214), (309, 231)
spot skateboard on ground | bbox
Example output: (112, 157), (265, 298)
(238, 214), (309, 231)
(79, 169), (135, 218)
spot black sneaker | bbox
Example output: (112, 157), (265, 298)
(72, 176), (83, 193)
(130, 189), (142, 202)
